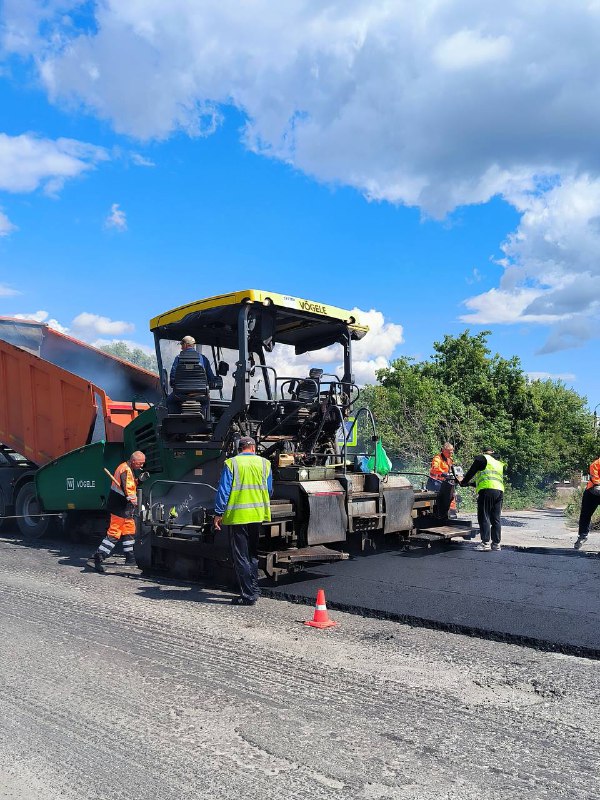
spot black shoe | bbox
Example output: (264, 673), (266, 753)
(230, 596), (256, 606)
(124, 554), (136, 565)
(574, 537), (588, 550)
(92, 553), (105, 574)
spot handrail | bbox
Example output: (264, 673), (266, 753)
(249, 364), (278, 399)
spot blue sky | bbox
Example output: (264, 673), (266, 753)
(1, 2), (600, 408)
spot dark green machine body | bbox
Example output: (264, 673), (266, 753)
(35, 442), (125, 511)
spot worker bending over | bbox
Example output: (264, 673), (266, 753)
(427, 442), (457, 518)
(91, 451), (146, 573)
(574, 455), (600, 550)
(461, 447), (505, 551)
(213, 437), (272, 605)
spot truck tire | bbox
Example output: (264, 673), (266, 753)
(15, 482), (50, 541)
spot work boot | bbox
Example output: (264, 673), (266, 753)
(124, 553), (136, 566)
(574, 537), (588, 550)
(92, 553), (105, 574)
(475, 542), (491, 551)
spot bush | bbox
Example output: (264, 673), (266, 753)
(456, 484), (553, 513)
(565, 487), (600, 530)
(502, 485), (553, 511)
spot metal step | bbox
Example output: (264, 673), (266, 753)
(415, 525), (472, 540)
(270, 545), (349, 564)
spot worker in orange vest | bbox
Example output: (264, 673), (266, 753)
(91, 451), (146, 573)
(574, 456), (600, 550)
(427, 442), (458, 517)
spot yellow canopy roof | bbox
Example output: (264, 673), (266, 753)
(150, 289), (367, 334)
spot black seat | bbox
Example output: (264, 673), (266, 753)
(171, 349), (210, 416)
(296, 379), (319, 403)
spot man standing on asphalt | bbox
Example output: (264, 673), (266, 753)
(461, 447), (505, 551)
(91, 451), (145, 573)
(213, 436), (272, 605)
(573, 455), (600, 549)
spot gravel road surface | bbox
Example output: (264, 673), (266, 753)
(0, 531), (599, 800)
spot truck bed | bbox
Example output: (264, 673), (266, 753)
(0, 318), (160, 466)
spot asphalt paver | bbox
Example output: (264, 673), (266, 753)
(265, 544), (600, 656)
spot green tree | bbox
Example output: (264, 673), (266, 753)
(360, 330), (595, 505)
(99, 341), (158, 373)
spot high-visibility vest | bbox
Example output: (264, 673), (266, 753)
(112, 461), (137, 502)
(430, 453), (452, 481)
(107, 461), (138, 517)
(222, 455), (271, 525)
(475, 454), (505, 492)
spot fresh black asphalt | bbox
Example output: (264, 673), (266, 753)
(264, 544), (600, 657)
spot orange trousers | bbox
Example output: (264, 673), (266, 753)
(107, 514), (136, 538)
(95, 514), (135, 559)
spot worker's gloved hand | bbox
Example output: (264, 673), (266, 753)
(125, 500), (137, 518)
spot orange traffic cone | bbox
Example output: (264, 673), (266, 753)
(304, 588), (338, 629)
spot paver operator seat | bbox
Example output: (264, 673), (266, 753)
(170, 349), (211, 416)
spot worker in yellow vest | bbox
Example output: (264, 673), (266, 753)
(213, 436), (272, 605)
(461, 447), (505, 552)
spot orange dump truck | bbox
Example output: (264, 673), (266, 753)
(0, 318), (160, 538)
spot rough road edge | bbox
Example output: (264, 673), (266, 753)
(261, 586), (600, 661)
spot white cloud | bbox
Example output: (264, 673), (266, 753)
(264, 306), (403, 386)
(463, 175), (600, 350)
(71, 311), (134, 338)
(92, 337), (154, 355)
(527, 371), (576, 382)
(105, 202), (127, 231)
(0, 209), (17, 236)
(6, 2), (600, 354)
(0, 281), (20, 296)
(11, 307), (150, 349)
(13, 310), (68, 332)
(0, 133), (107, 194)
(14, 310), (48, 322)
(461, 287), (555, 324)
(13, 309), (135, 340)
(131, 152), (155, 167)
(0, 0), (82, 56)
(0, 1), (597, 217)
(434, 30), (511, 72)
